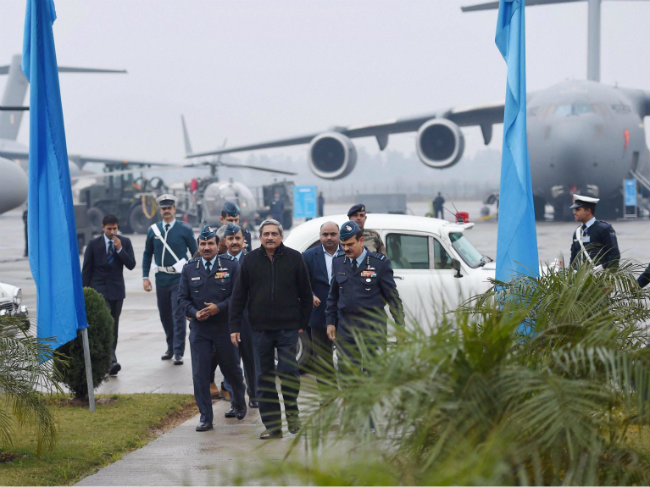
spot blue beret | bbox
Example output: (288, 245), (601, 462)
(222, 201), (240, 216)
(224, 222), (241, 236)
(198, 225), (217, 240)
(339, 220), (362, 241)
(347, 203), (366, 217)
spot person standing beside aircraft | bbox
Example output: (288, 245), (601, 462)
(142, 194), (198, 365)
(317, 192), (325, 217)
(270, 192), (284, 223)
(82, 214), (136, 377)
(569, 194), (620, 270)
(347, 203), (386, 255)
(638, 263), (650, 288)
(433, 192), (445, 219)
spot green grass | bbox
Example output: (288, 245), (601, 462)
(0, 393), (195, 486)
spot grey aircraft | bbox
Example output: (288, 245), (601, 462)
(188, 0), (650, 220)
(0, 54), (173, 215)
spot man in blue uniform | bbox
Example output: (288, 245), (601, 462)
(224, 223), (259, 408)
(142, 194), (198, 365)
(302, 221), (342, 385)
(326, 220), (404, 367)
(82, 214), (136, 376)
(178, 226), (247, 431)
(569, 194), (620, 270)
(219, 201), (252, 250)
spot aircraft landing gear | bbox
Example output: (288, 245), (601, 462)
(533, 196), (546, 221)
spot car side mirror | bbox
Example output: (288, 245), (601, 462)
(452, 259), (463, 278)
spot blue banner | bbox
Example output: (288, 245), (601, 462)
(495, 0), (539, 282)
(23, 0), (88, 350)
(293, 185), (317, 219)
(624, 179), (637, 207)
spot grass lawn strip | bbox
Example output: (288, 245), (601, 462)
(0, 393), (196, 486)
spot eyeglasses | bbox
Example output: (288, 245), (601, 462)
(160, 206), (172, 210)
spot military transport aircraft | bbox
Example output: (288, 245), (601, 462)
(187, 0), (650, 220)
(0, 54), (173, 216)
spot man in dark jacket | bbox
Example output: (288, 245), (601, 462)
(82, 214), (136, 376)
(302, 221), (342, 386)
(230, 218), (312, 439)
(569, 194), (620, 270)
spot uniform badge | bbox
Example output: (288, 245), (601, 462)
(214, 271), (230, 279)
(360, 270), (377, 278)
(191, 277), (201, 281)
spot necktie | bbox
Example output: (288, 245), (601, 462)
(164, 223), (170, 233)
(351, 259), (357, 273)
(581, 224), (587, 235)
(107, 240), (115, 265)
(205, 261), (211, 273)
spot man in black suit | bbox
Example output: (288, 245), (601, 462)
(302, 221), (342, 387)
(82, 214), (136, 376)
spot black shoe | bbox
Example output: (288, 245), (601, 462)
(195, 422), (213, 432)
(235, 408), (247, 420)
(173, 354), (183, 365)
(224, 407), (236, 418)
(161, 350), (173, 360)
(109, 363), (121, 376)
(287, 416), (301, 434)
(249, 400), (259, 408)
(259, 428), (282, 440)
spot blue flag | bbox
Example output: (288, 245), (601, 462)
(495, 0), (539, 282)
(23, 0), (88, 350)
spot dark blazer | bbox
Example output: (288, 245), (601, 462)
(82, 234), (136, 300)
(303, 245), (343, 329)
(570, 220), (620, 269)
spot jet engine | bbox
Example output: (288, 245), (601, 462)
(308, 132), (357, 179)
(415, 119), (465, 169)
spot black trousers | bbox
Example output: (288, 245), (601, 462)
(190, 323), (246, 425)
(252, 329), (300, 432)
(308, 326), (335, 389)
(155, 282), (186, 356)
(104, 298), (123, 365)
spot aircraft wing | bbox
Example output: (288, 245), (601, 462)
(0, 146), (178, 168)
(188, 101), (505, 158)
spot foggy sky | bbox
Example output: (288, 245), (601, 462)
(1, 0), (648, 184)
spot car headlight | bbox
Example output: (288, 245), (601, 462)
(12, 288), (22, 306)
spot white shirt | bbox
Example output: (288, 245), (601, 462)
(103, 234), (122, 254)
(322, 245), (338, 282)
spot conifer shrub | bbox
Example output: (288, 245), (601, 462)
(54, 287), (113, 399)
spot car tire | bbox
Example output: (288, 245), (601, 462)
(296, 329), (312, 372)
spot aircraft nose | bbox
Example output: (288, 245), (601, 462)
(0, 159), (28, 213)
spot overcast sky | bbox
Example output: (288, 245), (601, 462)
(1, 0), (648, 175)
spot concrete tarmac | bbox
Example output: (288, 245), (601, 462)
(0, 203), (649, 485)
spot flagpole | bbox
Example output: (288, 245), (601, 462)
(81, 329), (96, 412)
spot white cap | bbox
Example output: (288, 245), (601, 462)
(569, 194), (599, 209)
(156, 193), (177, 206)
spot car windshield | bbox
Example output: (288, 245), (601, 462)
(448, 232), (485, 268)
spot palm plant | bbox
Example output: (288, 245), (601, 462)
(0, 316), (60, 457)
(236, 262), (650, 485)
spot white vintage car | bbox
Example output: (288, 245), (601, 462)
(285, 214), (496, 364)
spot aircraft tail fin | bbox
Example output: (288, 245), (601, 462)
(0, 53), (126, 141)
(181, 115), (193, 156)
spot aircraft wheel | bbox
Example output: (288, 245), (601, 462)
(129, 206), (153, 234)
(87, 207), (104, 233)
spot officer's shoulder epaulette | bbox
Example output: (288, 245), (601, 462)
(368, 251), (386, 261)
(219, 253), (236, 261)
(187, 256), (201, 264)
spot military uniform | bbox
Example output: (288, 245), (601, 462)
(569, 220), (620, 270)
(178, 254), (246, 426)
(362, 229), (386, 255)
(326, 248), (404, 364)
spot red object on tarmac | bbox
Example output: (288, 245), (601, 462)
(455, 211), (469, 223)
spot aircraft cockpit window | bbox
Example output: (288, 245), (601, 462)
(611, 103), (632, 114)
(553, 103), (602, 116)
